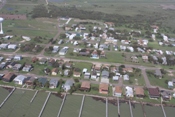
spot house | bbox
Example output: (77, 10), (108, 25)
(0, 74), (4, 80)
(44, 67), (51, 75)
(39, 58), (47, 64)
(7, 44), (17, 50)
(32, 57), (38, 63)
(84, 72), (91, 79)
(25, 77), (35, 86)
(49, 78), (59, 89)
(127, 46), (134, 52)
(138, 39), (148, 46)
(99, 83), (108, 94)
(114, 86), (122, 97)
(22, 64), (33, 72)
(154, 69), (162, 78)
(64, 62), (73, 68)
(0, 62), (8, 69)
(13, 75), (27, 85)
(62, 79), (74, 92)
(38, 78), (48, 87)
(123, 74), (129, 80)
(79, 49), (90, 56)
(51, 68), (59, 75)
(120, 45), (126, 51)
(121, 40), (130, 45)
(168, 81), (173, 89)
(13, 63), (23, 71)
(73, 71), (81, 77)
(59, 47), (69, 55)
(137, 47), (145, 53)
(48, 58), (55, 66)
(134, 87), (144, 98)
(64, 69), (70, 76)
(110, 66), (119, 73)
(82, 68), (88, 74)
(80, 81), (90, 91)
(2, 72), (16, 82)
(125, 86), (134, 98)
(101, 70), (109, 78)
(123, 67), (133, 73)
(131, 56), (139, 63)
(113, 76), (119, 81)
(142, 55), (148, 62)
(91, 50), (99, 59)
(14, 55), (22, 61)
(148, 88), (160, 99)
(52, 46), (60, 53)
(161, 90), (171, 101)
(92, 64), (101, 72)
(101, 78), (109, 84)
(0, 56), (4, 62)
(91, 71), (97, 80)
(0, 43), (8, 49)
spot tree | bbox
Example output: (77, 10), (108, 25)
(45, 81), (50, 88)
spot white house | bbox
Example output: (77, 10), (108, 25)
(127, 46), (134, 52)
(22, 36), (31, 41)
(125, 86), (134, 97)
(59, 47), (69, 55)
(8, 44), (17, 50)
(62, 79), (74, 92)
(0, 43), (8, 49)
(123, 74), (129, 81)
(14, 55), (22, 61)
(113, 76), (119, 81)
(13, 75), (27, 85)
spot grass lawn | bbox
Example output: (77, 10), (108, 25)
(81, 96), (106, 117)
(147, 70), (174, 89)
(144, 105), (164, 117)
(0, 87), (10, 104)
(0, 89), (35, 117)
(41, 94), (63, 117)
(60, 95), (82, 117)
(119, 102), (130, 117)
(148, 41), (175, 51)
(74, 62), (92, 71)
(164, 106), (175, 117)
(108, 102), (118, 117)
(132, 103), (144, 117)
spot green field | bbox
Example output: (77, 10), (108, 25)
(132, 103), (144, 117)
(0, 87), (10, 104)
(108, 102), (118, 117)
(144, 105), (164, 117)
(81, 96), (106, 117)
(164, 106), (175, 117)
(60, 95), (82, 117)
(120, 102), (130, 117)
(41, 94), (63, 117)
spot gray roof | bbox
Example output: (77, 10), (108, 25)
(101, 70), (109, 77)
(154, 69), (162, 76)
(64, 79), (74, 87)
(49, 78), (59, 87)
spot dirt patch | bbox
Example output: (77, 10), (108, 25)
(51, 93), (64, 99)
(0, 14), (27, 20)
(2, 87), (13, 93)
(108, 99), (118, 106)
(92, 97), (106, 103)
(161, 4), (175, 10)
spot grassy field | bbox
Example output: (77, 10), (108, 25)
(132, 103), (144, 117)
(164, 106), (175, 117)
(0, 87), (10, 104)
(120, 102), (130, 117)
(81, 96), (106, 117)
(108, 102), (118, 117)
(144, 105), (164, 117)
(147, 70), (174, 89)
(60, 95), (82, 117)
(41, 94), (63, 117)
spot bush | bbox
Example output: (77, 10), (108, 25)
(74, 78), (79, 83)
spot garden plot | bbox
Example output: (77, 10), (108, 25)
(60, 95), (82, 117)
(41, 93), (63, 117)
(25, 91), (48, 117)
(0, 87), (11, 104)
(164, 106), (175, 117)
(132, 103), (144, 117)
(0, 89), (34, 117)
(144, 105), (164, 117)
(119, 101), (130, 117)
(81, 96), (106, 117)
(108, 99), (118, 117)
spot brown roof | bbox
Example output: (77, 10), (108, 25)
(52, 68), (58, 73)
(148, 88), (159, 96)
(3, 72), (16, 80)
(81, 81), (90, 89)
(73, 71), (81, 75)
(99, 83), (108, 91)
(135, 87), (144, 95)
(115, 86), (122, 93)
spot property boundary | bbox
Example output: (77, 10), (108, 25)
(78, 95), (85, 117)
(30, 90), (38, 103)
(57, 93), (67, 117)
